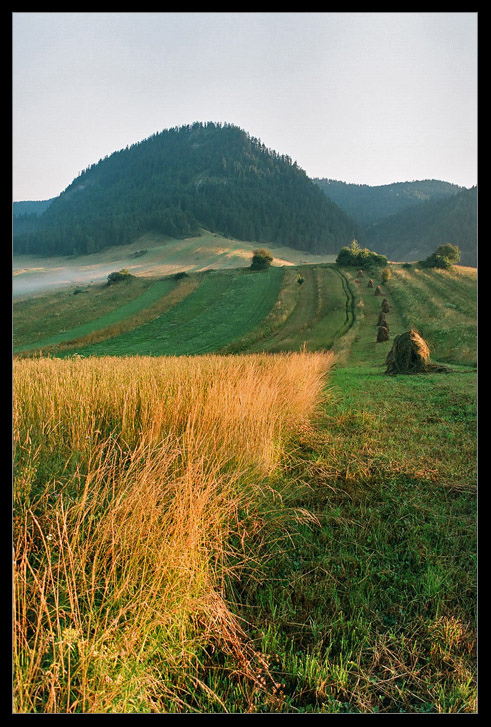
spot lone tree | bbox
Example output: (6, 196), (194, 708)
(419, 244), (461, 269)
(250, 248), (273, 271)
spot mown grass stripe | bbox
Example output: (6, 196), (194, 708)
(72, 268), (284, 357)
(14, 278), (178, 352)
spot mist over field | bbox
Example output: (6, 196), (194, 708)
(12, 262), (116, 297)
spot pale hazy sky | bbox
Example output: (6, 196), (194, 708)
(12, 11), (478, 201)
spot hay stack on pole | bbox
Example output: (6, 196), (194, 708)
(381, 299), (390, 313)
(377, 311), (389, 329)
(357, 269), (364, 278)
(376, 326), (390, 343)
(374, 285), (383, 296)
(367, 279), (374, 288)
(385, 329), (450, 374)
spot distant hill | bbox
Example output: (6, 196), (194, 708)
(13, 199), (55, 237)
(315, 178), (476, 266)
(313, 178), (464, 228)
(13, 199), (54, 217)
(364, 186), (477, 266)
(12, 122), (362, 258)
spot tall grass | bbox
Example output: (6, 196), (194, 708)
(13, 351), (333, 713)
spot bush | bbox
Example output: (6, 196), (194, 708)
(336, 239), (387, 269)
(419, 244), (461, 270)
(107, 269), (134, 286)
(250, 248), (273, 271)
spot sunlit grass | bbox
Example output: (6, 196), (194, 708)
(13, 351), (333, 713)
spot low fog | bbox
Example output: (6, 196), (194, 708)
(12, 261), (119, 298)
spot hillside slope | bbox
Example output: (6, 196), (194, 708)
(12, 122), (362, 259)
(315, 179), (477, 266)
(14, 261), (476, 368)
(313, 178), (464, 228)
(12, 230), (338, 298)
(364, 186), (477, 266)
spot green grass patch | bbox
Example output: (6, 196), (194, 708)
(13, 277), (156, 349)
(243, 266), (355, 354)
(210, 365), (477, 713)
(13, 277), (177, 352)
(70, 267), (284, 357)
(384, 266), (477, 367)
(12, 259), (477, 713)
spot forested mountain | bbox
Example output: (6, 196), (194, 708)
(13, 199), (54, 217)
(313, 178), (464, 228)
(13, 199), (55, 237)
(13, 122), (362, 258)
(315, 178), (477, 266)
(364, 186), (477, 266)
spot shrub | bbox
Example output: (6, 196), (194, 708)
(250, 249), (273, 271)
(419, 244), (461, 270)
(336, 239), (387, 269)
(381, 267), (392, 283)
(107, 269), (134, 285)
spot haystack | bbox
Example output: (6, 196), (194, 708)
(381, 299), (390, 313)
(376, 326), (390, 342)
(374, 285), (382, 296)
(377, 311), (388, 327)
(367, 279), (374, 288)
(357, 269), (364, 278)
(385, 329), (450, 374)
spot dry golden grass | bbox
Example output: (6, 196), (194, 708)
(13, 351), (333, 713)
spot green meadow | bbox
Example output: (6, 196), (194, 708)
(13, 257), (477, 713)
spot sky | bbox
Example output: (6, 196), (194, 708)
(12, 11), (478, 202)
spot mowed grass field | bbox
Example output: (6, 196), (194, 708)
(13, 264), (351, 358)
(12, 259), (477, 713)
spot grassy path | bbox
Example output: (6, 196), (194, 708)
(247, 266), (355, 353)
(192, 265), (477, 713)
(199, 363), (477, 713)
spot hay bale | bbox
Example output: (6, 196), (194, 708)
(385, 329), (450, 374)
(367, 279), (374, 288)
(374, 285), (382, 296)
(381, 299), (390, 313)
(376, 326), (390, 342)
(377, 311), (388, 327)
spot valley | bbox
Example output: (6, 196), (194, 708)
(12, 230), (337, 299)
